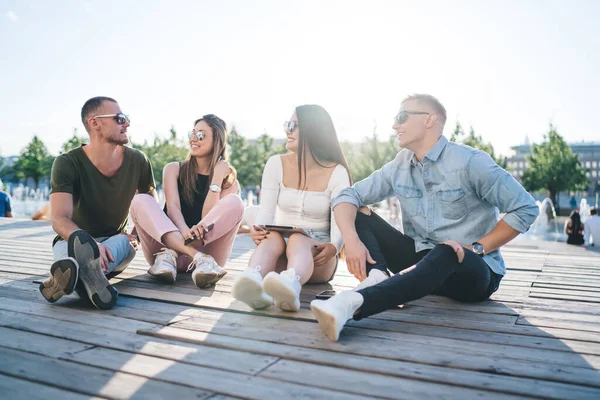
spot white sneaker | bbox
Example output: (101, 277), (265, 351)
(189, 252), (226, 288)
(148, 248), (178, 284)
(262, 268), (302, 312)
(310, 291), (364, 341)
(354, 268), (389, 291)
(232, 265), (273, 310)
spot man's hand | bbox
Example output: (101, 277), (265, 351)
(313, 242), (337, 267)
(97, 242), (115, 273)
(442, 240), (465, 263)
(345, 237), (376, 281)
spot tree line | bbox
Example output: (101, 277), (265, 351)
(0, 123), (593, 209)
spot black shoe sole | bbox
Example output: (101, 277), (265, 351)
(39, 258), (79, 303)
(68, 230), (118, 310)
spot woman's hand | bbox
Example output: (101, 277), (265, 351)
(313, 242), (337, 267)
(251, 225), (269, 246)
(213, 159), (232, 181)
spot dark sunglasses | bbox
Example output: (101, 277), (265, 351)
(187, 130), (206, 141)
(92, 113), (130, 125)
(283, 120), (298, 133)
(394, 110), (430, 125)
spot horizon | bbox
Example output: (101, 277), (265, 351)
(2, 0), (599, 157)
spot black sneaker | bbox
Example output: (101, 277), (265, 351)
(68, 230), (118, 310)
(39, 257), (79, 303)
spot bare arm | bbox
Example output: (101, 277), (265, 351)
(163, 162), (190, 236)
(50, 192), (80, 241)
(333, 202), (360, 243)
(5, 211), (13, 218)
(333, 202), (375, 281)
(201, 160), (236, 218)
(473, 219), (520, 254)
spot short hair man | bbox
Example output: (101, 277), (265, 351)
(0, 179), (13, 218)
(585, 207), (600, 247)
(39, 96), (156, 309)
(311, 94), (538, 341)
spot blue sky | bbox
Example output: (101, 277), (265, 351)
(1, 0), (599, 157)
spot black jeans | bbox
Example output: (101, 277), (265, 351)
(354, 211), (501, 320)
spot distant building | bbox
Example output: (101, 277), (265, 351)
(507, 141), (600, 191)
(507, 141), (600, 212)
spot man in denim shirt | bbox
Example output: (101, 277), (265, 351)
(311, 94), (538, 341)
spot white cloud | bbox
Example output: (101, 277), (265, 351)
(5, 11), (18, 22)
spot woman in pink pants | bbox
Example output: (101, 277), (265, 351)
(130, 114), (243, 288)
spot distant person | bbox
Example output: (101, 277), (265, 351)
(569, 195), (577, 210)
(584, 208), (599, 247)
(310, 94), (538, 341)
(0, 179), (13, 218)
(39, 96), (155, 310)
(565, 210), (585, 245)
(31, 202), (51, 221)
(129, 114), (243, 287)
(232, 104), (351, 311)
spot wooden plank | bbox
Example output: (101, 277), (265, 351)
(144, 325), (600, 398)
(0, 297), (163, 334)
(0, 374), (100, 400)
(145, 320), (600, 387)
(0, 325), (94, 357)
(257, 359), (521, 400)
(0, 310), (278, 376)
(0, 282), (191, 326)
(0, 346), (213, 400)
(516, 316), (600, 335)
(70, 346), (370, 400)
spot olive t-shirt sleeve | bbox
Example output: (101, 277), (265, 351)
(137, 152), (155, 194)
(50, 154), (77, 194)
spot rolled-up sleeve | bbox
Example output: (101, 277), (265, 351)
(331, 159), (396, 210)
(468, 152), (538, 233)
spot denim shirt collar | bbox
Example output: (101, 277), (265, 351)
(410, 135), (449, 166)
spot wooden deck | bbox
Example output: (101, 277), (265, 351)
(0, 218), (599, 399)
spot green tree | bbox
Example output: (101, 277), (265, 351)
(13, 136), (55, 188)
(343, 125), (398, 182)
(227, 127), (285, 188)
(521, 125), (588, 210)
(61, 128), (88, 153)
(132, 126), (188, 185)
(450, 121), (506, 168)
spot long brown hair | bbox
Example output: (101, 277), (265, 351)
(179, 114), (236, 206)
(295, 104), (352, 188)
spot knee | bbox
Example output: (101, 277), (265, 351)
(220, 194), (244, 221)
(355, 208), (371, 229)
(432, 243), (458, 259)
(130, 193), (155, 214)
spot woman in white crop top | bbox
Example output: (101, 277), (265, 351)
(232, 105), (351, 312)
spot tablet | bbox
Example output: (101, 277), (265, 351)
(262, 224), (309, 236)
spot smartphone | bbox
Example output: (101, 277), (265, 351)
(184, 223), (214, 245)
(315, 290), (337, 300)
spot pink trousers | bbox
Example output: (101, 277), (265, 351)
(130, 193), (244, 272)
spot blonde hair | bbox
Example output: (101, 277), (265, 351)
(403, 94), (447, 126)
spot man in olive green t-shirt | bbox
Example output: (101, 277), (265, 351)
(39, 96), (156, 310)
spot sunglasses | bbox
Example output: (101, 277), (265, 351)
(187, 130), (206, 141)
(394, 110), (430, 125)
(283, 120), (298, 133)
(92, 113), (130, 125)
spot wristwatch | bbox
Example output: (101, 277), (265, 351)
(209, 183), (222, 193)
(472, 242), (485, 256)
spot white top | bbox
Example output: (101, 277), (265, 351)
(255, 155), (351, 254)
(584, 215), (600, 246)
